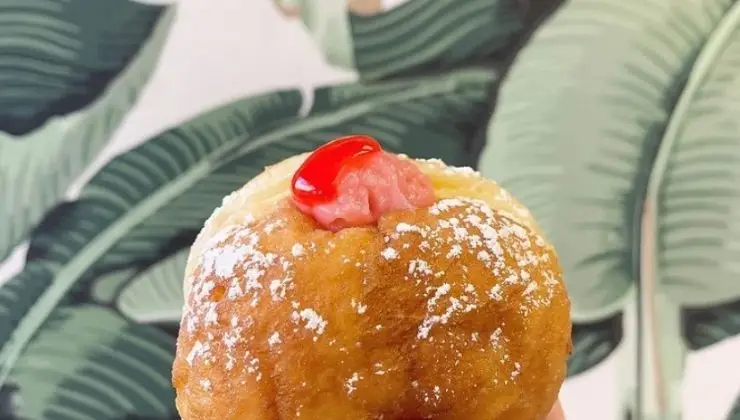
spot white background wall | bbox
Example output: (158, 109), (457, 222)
(1, 0), (739, 418)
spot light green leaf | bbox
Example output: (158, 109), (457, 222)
(0, 6), (175, 262)
(7, 305), (175, 420)
(89, 249), (188, 325)
(646, 10), (740, 413)
(0, 68), (495, 392)
(647, 5), (740, 308)
(280, 0), (524, 79)
(481, 0), (739, 320)
(275, 0), (355, 69)
(117, 249), (188, 325)
(90, 267), (140, 307)
(480, 0), (740, 417)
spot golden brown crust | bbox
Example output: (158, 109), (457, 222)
(173, 156), (571, 420)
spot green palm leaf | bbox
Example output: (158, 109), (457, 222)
(728, 394), (740, 420)
(7, 305), (175, 420)
(0, 69), (495, 399)
(567, 313), (622, 377)
(0, 0), (168, 135)
(348, 0), (522, 79)
(683, 299), (740, 351)
(479, 0), (740, 417)
(89, 248), (188, 327)
(276, 0), (524, 79)
(647, 1), (740, 309)
(0, 7), (174, 262)
(115, 249), (188, 325)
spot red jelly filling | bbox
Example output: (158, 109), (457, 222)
(291, 135), (436, 231)
(291, 135), (381, 207)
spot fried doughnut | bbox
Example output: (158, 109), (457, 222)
(172, 138), (572, 420)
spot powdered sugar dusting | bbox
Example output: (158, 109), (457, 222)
(351, 299), (368, 315)
(381, 247), (399, 260)
(291, 243), (305, 257)
(199, 379), (212, 391)
(268, 332), (282, 347)
(181, 216), (326, 384)
(181, 160), (561, 401)
(345, 372), (361, 395)
(380, 196), (560, 391)
(291, 307), (328, 340)
(380, 197), (559, 343)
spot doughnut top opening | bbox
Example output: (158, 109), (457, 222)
(290, 135), (436, 231)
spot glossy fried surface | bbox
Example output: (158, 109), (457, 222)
(173, 156), (572, 420)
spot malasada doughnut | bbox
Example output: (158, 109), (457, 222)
(172, 136), (572, 420)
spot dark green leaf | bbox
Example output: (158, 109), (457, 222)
(349, 0), (523, 79)
(276, 0), (528, 80)
(683, 299), (740, 351)
(6, 305), (175, 420)
(0, 383), (20, 419)
(727, 393), (740, 420)
(568, 314), (622, 377)
(0, 68), (495, 389)
(0, 0), (165, 135)
(0, 9), (174, 262)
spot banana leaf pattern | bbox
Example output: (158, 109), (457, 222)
(1, 0), (739, 419)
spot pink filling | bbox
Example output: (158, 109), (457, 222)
(294, 152), (436, 231)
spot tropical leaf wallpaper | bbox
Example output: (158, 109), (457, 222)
(0, 0), (739, 419)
